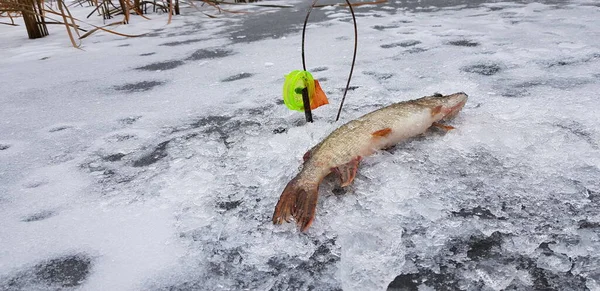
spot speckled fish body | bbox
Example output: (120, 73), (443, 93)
(273, 92), (468, 232)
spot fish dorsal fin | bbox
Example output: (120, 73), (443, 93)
(372, 128), (392, 137)
(431, 105), (443, 117)
(303, 149), (313, 162)
(331, 156), (362, 187)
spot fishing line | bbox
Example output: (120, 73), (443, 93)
(301, 0), (358, 122)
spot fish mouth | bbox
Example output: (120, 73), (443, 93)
(443, 92), (468, 120)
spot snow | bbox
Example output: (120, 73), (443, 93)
(1, 0), (600, 290)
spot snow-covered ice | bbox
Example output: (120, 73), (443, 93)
(1, 0), (599, 290)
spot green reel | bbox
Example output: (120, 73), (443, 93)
(282, 70), (316, 111)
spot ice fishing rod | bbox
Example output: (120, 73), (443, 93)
(302, 0), (358, 122)
(282, 0), (358, 123)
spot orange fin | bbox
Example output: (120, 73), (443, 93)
(310, 79), (329, 110)
(272, 176), (319, 232)
(372, 128), (392, 137)
(303, 150), (311, 162)
(432, 122), (455, 131)
(303, 146), (317, 162)
(430, 105), (443, 117)
(331, 156), (362, 187)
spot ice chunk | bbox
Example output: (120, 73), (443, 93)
(536, 252), (572, 273)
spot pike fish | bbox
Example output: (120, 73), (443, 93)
(272, 92), (468, 232)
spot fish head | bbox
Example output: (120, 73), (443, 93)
(417, 92), (468, 120)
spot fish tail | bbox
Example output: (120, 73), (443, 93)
(272, 176), (319, 232)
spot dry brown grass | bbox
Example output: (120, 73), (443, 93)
(0, 0), (282, 47)
(0, 0), (151, 46)
(1, 0), (361, 47)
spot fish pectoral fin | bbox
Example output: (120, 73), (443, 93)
(332, 156), (362, 187)
(430, 105), (443, 117)
(372, 128), (392, 137)
(432, 122), (455, 131)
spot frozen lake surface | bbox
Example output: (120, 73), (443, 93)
(1, 0), (599, 290)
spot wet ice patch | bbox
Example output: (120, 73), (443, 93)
(0, 254), (93, 290)
(48, 125), (73, 133)
(404, 47), (428, 54)
(132, 140), (170, 167)
(380, 40), (421, 49)
(104, 132), (138, 143)
(186, 48), (233, 61)
(461, 62), (503, 76)
(221, 72), (253, 82)
(1, 201), (185, 290)
(578, 219), (600, 230)
(311, 66), (328, 72)
(447, 39), (480, 47)
(159, 38), (206, 47)
(102, 153), (126, 162)
(501, 77), (592, 97)
(172, 115), (232, 133)
(114, 81), (165, 92)
(542, 53), (600, 68)
(135, 60), (185, 71)
(363, 71), (394, 81)
(21, 210), (57, 222)
(22, 179), (49, 189)
(118, 115), (142, 125)
(372, 24), (400, 30)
